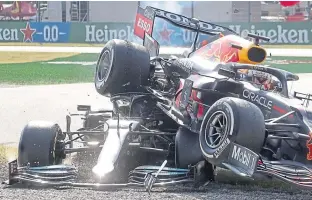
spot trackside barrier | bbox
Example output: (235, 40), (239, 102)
(1, 21), (312, 45)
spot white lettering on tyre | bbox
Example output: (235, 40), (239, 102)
(222, 102), (234, 136)
(213, 138), (230, 158)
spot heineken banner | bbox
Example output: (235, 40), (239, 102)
(226, 22), (311, 44)
(0, 21), (312, 45)
(0, 22), (25, 42)
(0, 22), (71, 43)
(69, 22), (135, 43)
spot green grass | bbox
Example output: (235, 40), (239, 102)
(51, 53), (98, 62)
(0, 42), (106, 47)
(265, 56), (312, 73)
(1, 53), (312, 85)
(0, 53), (97, 85)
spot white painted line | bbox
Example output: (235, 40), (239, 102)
(0, 46), (311, 57)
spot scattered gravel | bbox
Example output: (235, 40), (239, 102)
(1, 154), (312, 200)
(0, 185), (311, 200)
(2, 74), (312, 200)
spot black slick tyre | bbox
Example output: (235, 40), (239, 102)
(94, 39), (150, 96)
(199, 97), (266, 166)
(18, 121), (66, 167)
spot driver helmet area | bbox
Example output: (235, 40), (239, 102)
(237, 69), (282, 92)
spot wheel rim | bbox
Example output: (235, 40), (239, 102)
(97, 50), (113, 82)
(204, 111), (229, 149)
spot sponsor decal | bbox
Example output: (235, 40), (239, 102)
(85, 25), (134, 42)
(153, 22), (312, 46)
(0, 22), (68, 43)
(243, 89), (273, 110)
(147, 7), (234, 47)
(143, 6), (156, 21)
(229, 24), (310, 44)
(75, 19), (312, 46)
(0, 27), (19, 41)
(231, 144), (257, 170)
(134, 6), (155, 39)
(0, 22), (36, 42)
(306, 132), (312, 160)
(29, 22), (70, 43)
(214, 138), (230, 158)
(252, 65), (268, 71)
(194, 37), (239, 63)
(157, 23), (174, 44)
(154, 8), (227, 33)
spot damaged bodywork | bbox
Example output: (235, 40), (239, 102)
(4, 5), (312, 193)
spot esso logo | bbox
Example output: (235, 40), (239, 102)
(137, 18), (151, 32)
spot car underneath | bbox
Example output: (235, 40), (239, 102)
(4, 6), (312, 193)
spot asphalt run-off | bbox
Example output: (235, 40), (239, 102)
(1, 45), (312, 57)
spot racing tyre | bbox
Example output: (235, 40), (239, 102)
(175, 127), (215, 182)
(18, 121), (66, 167)
(175, 127), (204, 168)
(199, 97), (266, 166)
(95, 39), (150, 96)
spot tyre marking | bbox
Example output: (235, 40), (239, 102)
(213, 138), (230, 158)
(97, 49), (114, 87)
(199, 100), (234, 159)
(223, 102), (234, 136)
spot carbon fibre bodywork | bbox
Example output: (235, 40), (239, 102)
(157, 58), (312, 165)
(5, 5), (312, 193)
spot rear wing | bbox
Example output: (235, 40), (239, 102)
(134, 5), (237, 40)
(134, 6), (155, 39)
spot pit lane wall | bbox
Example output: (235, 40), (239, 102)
(1, 21), (312, 45)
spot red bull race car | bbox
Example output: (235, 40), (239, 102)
(3, 5), (312, 193)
